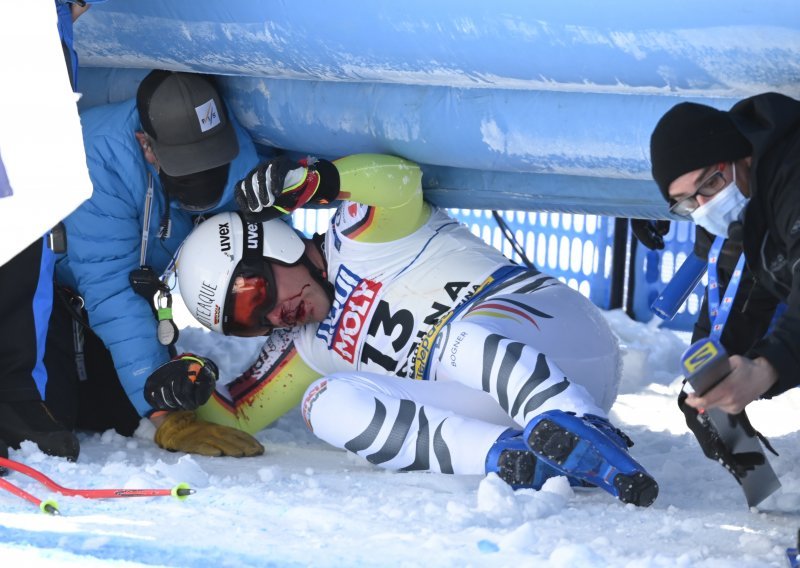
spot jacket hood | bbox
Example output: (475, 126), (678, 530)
(729, 92), (800, 196)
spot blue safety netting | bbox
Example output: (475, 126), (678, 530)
(448, 210), (618, 311)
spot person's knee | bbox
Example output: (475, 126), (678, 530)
(301, 374), (378, 431)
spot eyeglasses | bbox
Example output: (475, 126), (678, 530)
(669, 164), (729, 218)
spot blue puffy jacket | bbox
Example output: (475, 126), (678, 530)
(56, 97), (258, 416)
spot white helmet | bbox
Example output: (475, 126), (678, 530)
(177, 211), (305, 335)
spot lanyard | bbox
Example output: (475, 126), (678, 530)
(140, 173), (154, 266)
(707, 236), (788, 342)
(707, 237), (746, 341)
(130, 172), (178, 347)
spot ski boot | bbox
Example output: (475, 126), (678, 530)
(486, 428), (591, 490)
(523, 410), (658, 507)
(0, 401), (80, 461)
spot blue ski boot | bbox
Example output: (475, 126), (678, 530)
(486, 429), (590, 490)
(523, 410), (658, 507)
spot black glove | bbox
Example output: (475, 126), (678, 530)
(630, 219), (670, 250)
(235, 156), (340, 222)
(677, 390), (765, 482)
(145, 354), (218, 412)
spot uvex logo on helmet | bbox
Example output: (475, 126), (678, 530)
(246, 223), (259, 250)
(218, 222), (231, 253)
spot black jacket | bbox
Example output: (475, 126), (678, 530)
(713, 92), (800, 397)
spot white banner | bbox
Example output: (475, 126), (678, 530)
(0, 2), (93, 266)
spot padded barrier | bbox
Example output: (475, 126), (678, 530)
(72, 0), (800, 218)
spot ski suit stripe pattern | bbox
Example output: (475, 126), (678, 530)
(344, 397), (454, 473)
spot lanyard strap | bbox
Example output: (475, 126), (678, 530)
(707, 237), (746, 341)
(133, 173), (178, 347)
(140, 173), (154, 267)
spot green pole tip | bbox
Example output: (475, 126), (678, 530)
(41, 499), (60, 515)
(171, 482), (194, 500)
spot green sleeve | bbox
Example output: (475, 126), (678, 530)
(196, 343), (322, 435)
(333, 154), (429, 242)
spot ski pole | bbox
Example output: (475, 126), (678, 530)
(0, 457), (193, 503)
(0, 476), (59, 515)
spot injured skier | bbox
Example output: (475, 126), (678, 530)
(167, 153), (659, 507)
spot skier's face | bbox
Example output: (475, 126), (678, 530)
(262, 262), (331, 329)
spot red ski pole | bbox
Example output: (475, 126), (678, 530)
(0, 476), (59, 515)
(0, 457), (193, 513)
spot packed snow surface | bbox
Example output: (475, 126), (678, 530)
(0, 305), (798, 567)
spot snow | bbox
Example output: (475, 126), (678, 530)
(1, 301), (798, 567)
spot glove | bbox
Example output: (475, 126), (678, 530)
(154, 411), (265, 457)
(677, 390), (764, 482)
(630, 219), (670, 250)
(144, 354), (218, 412)
(235, 156), (340, 222)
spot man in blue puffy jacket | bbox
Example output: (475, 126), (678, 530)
(48, 70), (264, 457)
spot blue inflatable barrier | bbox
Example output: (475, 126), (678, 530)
(72, 1), (800, 217)
(70, 2), (798, 330)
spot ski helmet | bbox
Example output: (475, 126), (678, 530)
(176, 211), (306, 336)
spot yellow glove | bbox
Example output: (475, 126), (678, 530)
(154, 411), (265, 457)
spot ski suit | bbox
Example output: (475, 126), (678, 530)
(198, 154), (621, 475)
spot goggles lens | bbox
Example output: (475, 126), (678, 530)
(223, 264), (277, 337)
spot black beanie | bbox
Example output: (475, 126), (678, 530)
(650, 102), (751, 200)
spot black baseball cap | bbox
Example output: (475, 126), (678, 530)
(137, 70), (239, 176)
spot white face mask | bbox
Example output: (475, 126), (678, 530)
(689, 173), (749, 237)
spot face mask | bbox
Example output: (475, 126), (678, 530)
(689, 179), (749, 237)
(159, 163), (230, 212)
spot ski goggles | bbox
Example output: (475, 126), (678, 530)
(221, 222), (278, 337)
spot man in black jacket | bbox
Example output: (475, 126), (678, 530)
(649, 92), (800, 415)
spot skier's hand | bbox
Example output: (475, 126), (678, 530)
(630, 219), (670, 250)
(144, 354), (218, 412)
(235, 156), (340, 222)
(154, 411), (264, 457)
